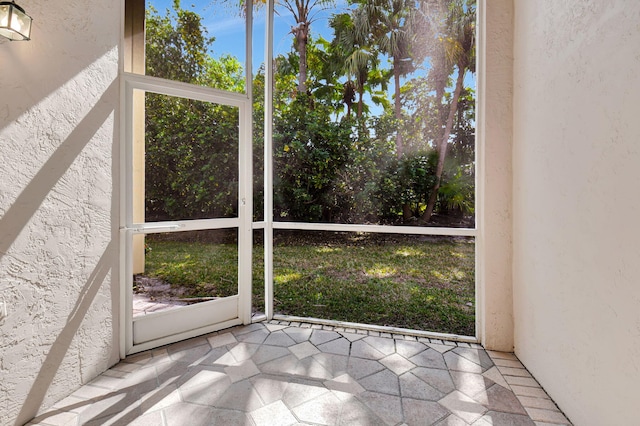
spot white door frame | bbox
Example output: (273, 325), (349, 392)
(119, 73), (253, 356)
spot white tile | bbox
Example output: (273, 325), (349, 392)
(379, 353), (416, 375)
(224, 360), (261, 382)
(289, 341), (320, 360)
(250, 401), (297, 426)
(207, 332), (238, 349)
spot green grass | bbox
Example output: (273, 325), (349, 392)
(142, 233), (475, 336)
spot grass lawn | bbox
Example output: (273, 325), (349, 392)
(142, 232), (475, 336)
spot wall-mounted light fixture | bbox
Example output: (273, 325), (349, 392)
(0, 1), (32, 41)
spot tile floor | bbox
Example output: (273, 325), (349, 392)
(28, 321), (572, 426)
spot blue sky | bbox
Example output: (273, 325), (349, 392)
(147, 0), (476, 109)
(148, 0), (350, 73)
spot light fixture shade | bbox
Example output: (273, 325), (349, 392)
(0, 1), (32, 41)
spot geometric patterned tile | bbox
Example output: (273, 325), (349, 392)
(290, 341), (320, 359)
(379, 353), (416, 375)
(395, 340), (428, 359)
(475, 384), (528, 415)
(409, 348), (448, 370)
(250, 375), (290, 405)
(324, 373), (365, 395)
(363, 336), (396, 356)
(282, 380), (329, 408)
(208, 332), (239, 349)
(317, 337), (351, 356)
(313, 353), (349, 377)
(426, 342), (455, 354)
(475, 411), (536, 426)
(347, 357), (386, 380)
(236, 328), (270, 344)
(224, 359), (261, 382)
(358, 369), (400, 395)
(357, 391), (403, 425)
(364, 336), (396, 355)
(438, 390), (487, 424)
(452, 347), (494, 370)
(412, 367), (456, 394)
(338, 396), (386, 425)
(263, 330), (297, 347)
(250, 401), (297, 426)
(482, 366), (510, 389)
(214, 379), (264, 412)
(449, 370), (495, 399)
(403, 398), (451, 425)
(31, 322), (564, 426)
(434, 414), (469, 426)
(399, 372), (444, 401)
(292, 392), (342, 425)
(350, 339), (386, 360)
(310, 329), (342, 346)
(444, 351), (484, 373)
(283, 327), (314, 343)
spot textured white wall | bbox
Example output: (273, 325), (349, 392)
(513, 1), (640, 424)
(0, 1), (120, 424)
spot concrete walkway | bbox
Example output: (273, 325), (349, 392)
(28, 321), (572, 425)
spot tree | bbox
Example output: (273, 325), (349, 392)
(232, 0), (333, 94)
(350, 0), (429, 156)
(275, 0), (335, 95)
(144, 1), (245, 221)
(422, 0), (475, 222)
(146, 1), (212, 84)
(330, 12), (385, 120)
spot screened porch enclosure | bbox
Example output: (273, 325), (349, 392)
(125, 0), (478, 347)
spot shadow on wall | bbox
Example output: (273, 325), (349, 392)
(0, 2), (122, 424)
(0, 79), (120, 425)
(0, 80), (118, 260)
(15, 241), (115, 426)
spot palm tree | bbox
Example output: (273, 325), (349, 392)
(330, 12), (382, 120)
(230, 0), (333, 95)
(422, 0), (476, 222)
(350, 0), (429, 157)
(278, 0), (335, 94)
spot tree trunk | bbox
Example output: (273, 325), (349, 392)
(423, 64), (466, 222)
(393, 62), (403, 157)
(294, 22), (308, 94)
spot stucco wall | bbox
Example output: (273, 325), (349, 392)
(477, 0), (514, 352)
(0, 1), (120, 424)
(513, 1), (640, 424)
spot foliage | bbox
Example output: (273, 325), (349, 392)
(143, 0), (477, 226)
(375, 150), (438, 222)
(273, 94), (354, 221)
(145, 2), (244, 221)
